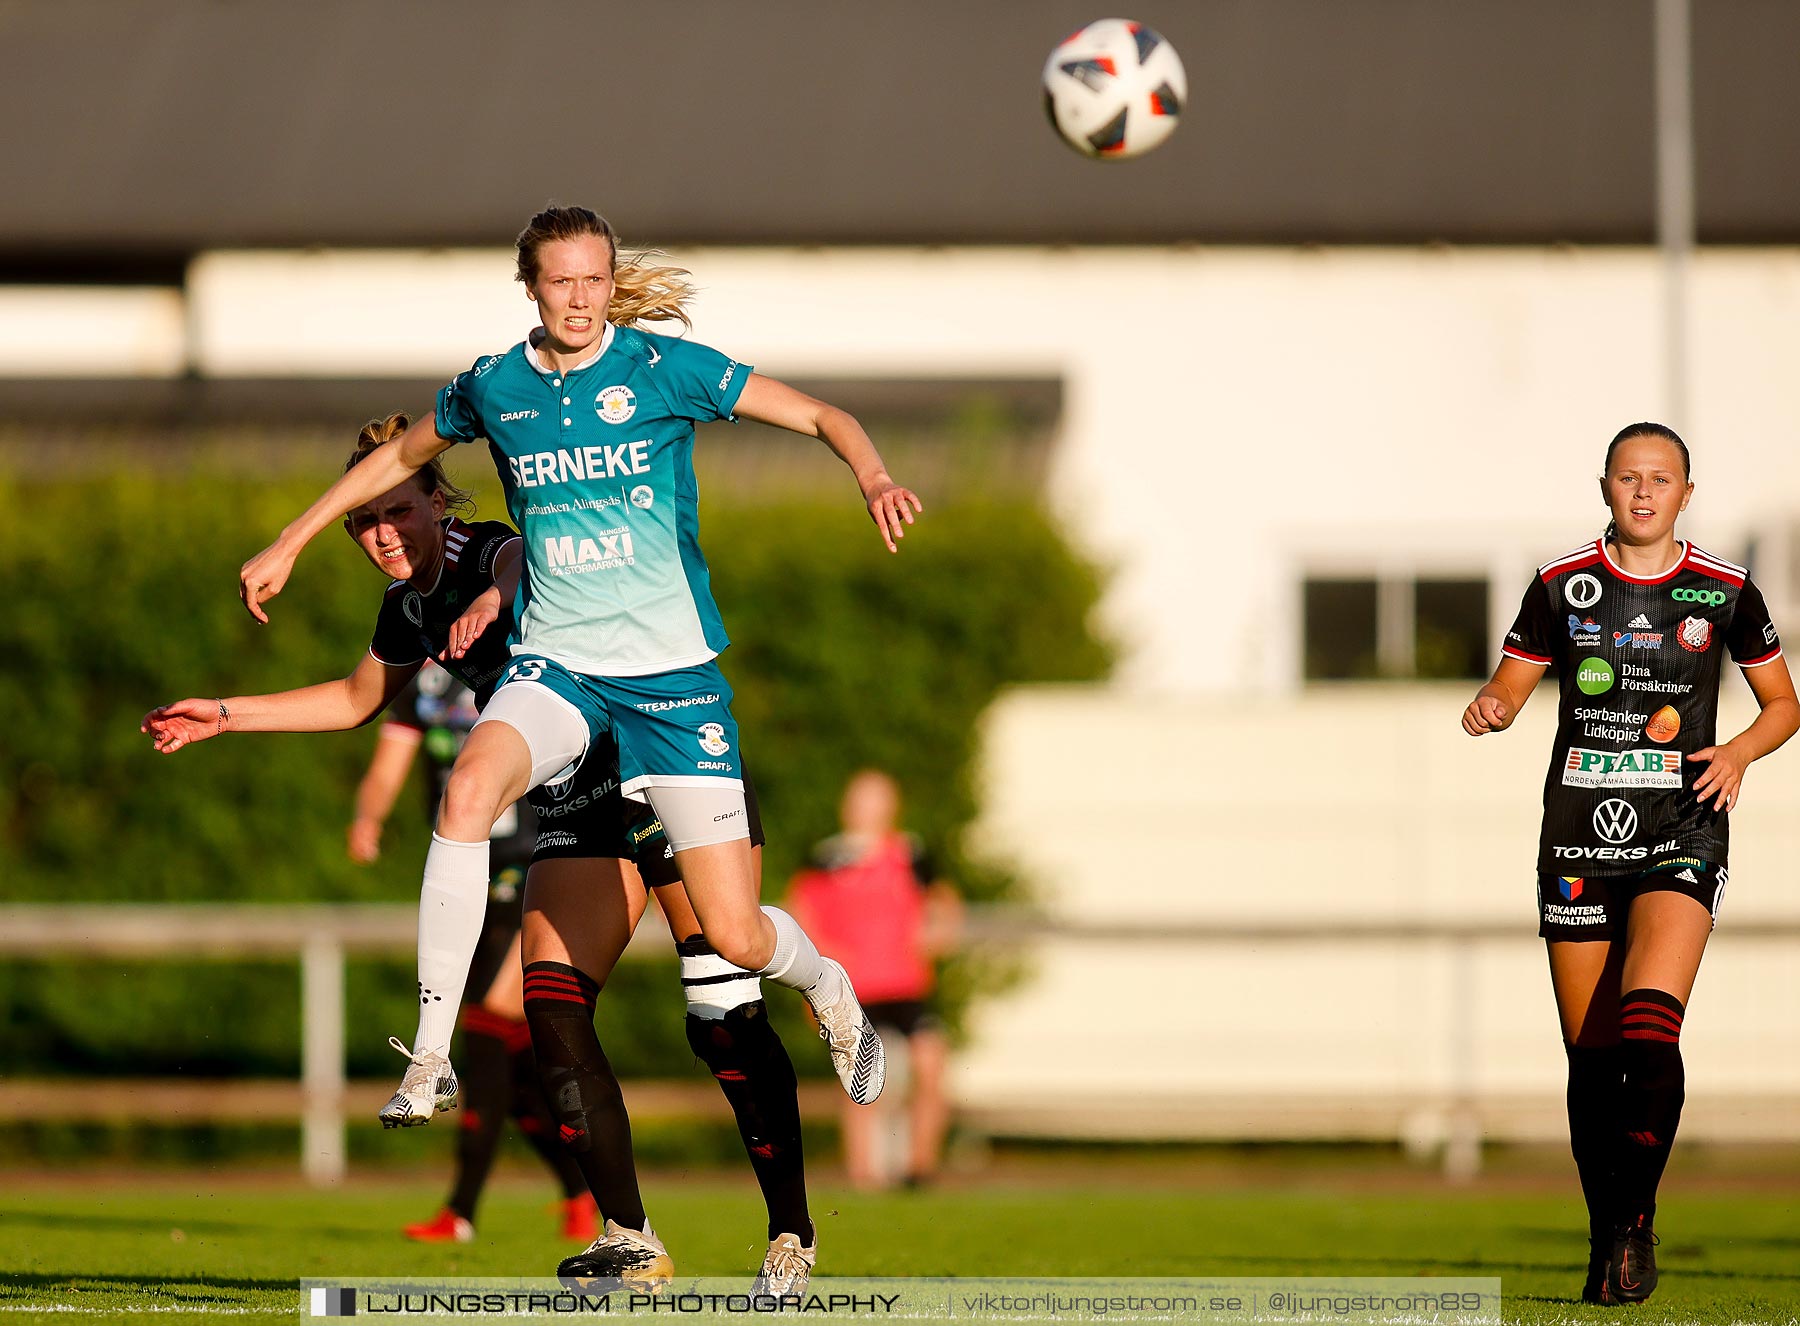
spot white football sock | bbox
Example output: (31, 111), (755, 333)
(413, 834), (490, 1056)
(757, 905), (832, 993)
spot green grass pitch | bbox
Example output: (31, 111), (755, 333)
(1, 1175), (1795, 1324)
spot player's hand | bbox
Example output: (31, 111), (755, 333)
(1688, 742), (1750, 812)
(444, 588), (503, 660)
(1462, 694), (1510, 736)
(239, 541), (297, 623)
(863, 477), (922, 553)
(347, 816), (383, 863)
(141, 699), (223, 753)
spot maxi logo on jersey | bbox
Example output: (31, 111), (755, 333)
(544, 529), (635, 575)
(1562, 747), (1684, 789)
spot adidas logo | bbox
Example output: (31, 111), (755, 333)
(1627, 614), (1654, 629)
(1675, 868), (1698, 883)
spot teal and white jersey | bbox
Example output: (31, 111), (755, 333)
(435, 323), (751, 676)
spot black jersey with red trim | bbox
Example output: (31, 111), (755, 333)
(385, 663), (537, 870)
(367, 518), (520, 704)
(1502, 539), (1782, 875)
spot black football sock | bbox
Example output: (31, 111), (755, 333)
(446, 1018), (513, 1222)
(508, 1036), (587, 1200)
(685, 999), (811, 1242)
(1564, 1041), (1625, 1240)
(523, 961), (648, 1231)
(1616, 988), (1686, 1226)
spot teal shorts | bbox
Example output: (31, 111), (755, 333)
(491, 655), (742, 801)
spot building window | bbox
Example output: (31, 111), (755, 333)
(1303, 575), (1489, 681)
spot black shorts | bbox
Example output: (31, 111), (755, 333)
(529, 754), (765, 888)
(1538, 859), (1727, 941)
(863, 998), (940, 1038)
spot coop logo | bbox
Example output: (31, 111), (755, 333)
(499, 409), (539, 422)
(1672, 587), (1727, 606)
(697, 722), (730, 757)
(543, 530), (635, 575)
(508, 440), (651, 490)
(1677, 615), (1713, 652)
(1593, 798), (1639, 844)
(1562, 747), (1683, 789)
(1568, 614), (1603, 645)
(1565, 573), (1603, 609)
(596, 385), (637, 424)
(630, 485), (655, 509)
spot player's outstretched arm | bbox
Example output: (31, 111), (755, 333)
(1461, 657), (1547, 737)
(239, 416), (455, 621)
(442, 538), (522, 660)
(734, 373), (922, 552)
(1688, 654), (1800, 811)
(141, 653), (419, 753)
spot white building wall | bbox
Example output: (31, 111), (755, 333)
(166, 245), (1800, 693)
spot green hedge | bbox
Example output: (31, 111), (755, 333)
(0, 470), (1109, 1078)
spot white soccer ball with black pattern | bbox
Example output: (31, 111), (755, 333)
(1042, 18), (1185, 160)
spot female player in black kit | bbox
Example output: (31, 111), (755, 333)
(1462, 423), (1798, 1305)
(144, 416), (817, 1292)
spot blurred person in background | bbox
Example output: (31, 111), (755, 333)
(1462, 423), (1798, 1306)
(789, 769), (961, 1189)
(350, 661), (596, 1245)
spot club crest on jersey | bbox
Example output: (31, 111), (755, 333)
(1565, 573), (1602, 609)
(1677, 615), (1713, 652)
(403, 591), (424, 627)
(697, 722), (730, 757)
(596, 385), (637, 424)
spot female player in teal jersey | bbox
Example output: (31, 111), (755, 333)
(1463, 423), (1798, 1305)
(239, 207), (915, 1283)
(156, 412), (824, 1291)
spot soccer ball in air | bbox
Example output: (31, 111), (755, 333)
(1042, 18), (1185, 160)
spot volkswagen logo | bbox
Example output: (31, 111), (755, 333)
(1565, 574), (1603, 609)
(1593, 798), (1638, 844)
